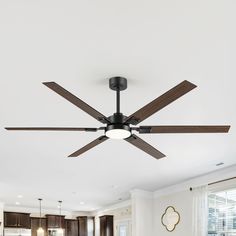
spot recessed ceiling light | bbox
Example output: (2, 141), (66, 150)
(80, 202), (85, 205)
(216, 162), (224, 166)
(17, 195), (23, 198)
(111, 185), (118, 189)
(15, 202), (20, 205)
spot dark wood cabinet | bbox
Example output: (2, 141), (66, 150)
(4, 212), (31, 228)
(31, 217), (47, 236)
(99, 215), (113, 236)
(77, 216), (95, 236)
(48, 215), (65, 228)
(4, 212), (18, 227)
(77, 217), (87, 236)
(46, 215), (65, 228)
(19, 214), (31, 228)
(65, 220), (78, 236)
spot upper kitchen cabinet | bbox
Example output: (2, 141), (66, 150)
(77, 217), (87, 236)
(4, 212), (31, 228)
(4, 212), (18, 227)
(46, 215), (65, 228)
(65, 219), (78, 236)
(77, 216), (94, 236)
(99, 215), (113, 236)
(19, 213), (31, 228)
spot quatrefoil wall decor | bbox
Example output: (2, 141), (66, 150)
(161, 206), (180, 232)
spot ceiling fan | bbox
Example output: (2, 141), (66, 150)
(5, 77), (230, 159)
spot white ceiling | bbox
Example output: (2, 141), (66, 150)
(0, 0), (235, 212)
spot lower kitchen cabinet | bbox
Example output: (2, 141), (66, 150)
(99, 215), (113, 236)
(65, 219), (78, 236)
(31, 217), (47, 236)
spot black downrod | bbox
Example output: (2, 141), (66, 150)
(116, 88), (120, 114)
(109, 76), (127, 114)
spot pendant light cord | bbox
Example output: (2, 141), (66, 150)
(38, 198), (42, 228)
(58, 201), (62, 228)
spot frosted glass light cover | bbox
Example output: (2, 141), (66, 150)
(106, 129), (131, 139)
(57, 228), (64, 236)
(37, 227), (44, 236)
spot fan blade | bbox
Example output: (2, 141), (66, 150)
(137, 125), (231, 133)
(125, 134), (165, 160)
(125, 80), (197, 125)
(5, 127), (100, 132)
(43, 82), (109, 124)
(68, 135), (108, 157)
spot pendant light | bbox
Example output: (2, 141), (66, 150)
(58, 201), (64, 236)
(37, 198), (44, 236)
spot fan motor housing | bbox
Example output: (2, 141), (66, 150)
(106, 124), (130, 133)
(108, 112), (127, 124)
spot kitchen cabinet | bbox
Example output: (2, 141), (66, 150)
(4, 212), (18, 227)
(77, 216), (94, 236)
(31, 217), (47, 236)
(19, 214), (31, 228)
(99, 216), (113, 236)
(46, 215), (65, 228)
(4, 212), (31, 228)
(77, 217), (87, 236)
(65, 220), (78, 236)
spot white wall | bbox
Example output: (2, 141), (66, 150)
(131, 190), (153, 236)
(154, 165), (236, 198)
(130, 189), (193, 236)
(153, 190), (192, 236)
(152, 165), (236, 236)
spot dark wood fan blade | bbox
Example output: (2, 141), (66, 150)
(125, 80), (197, 125)
(137, 125), (231, 133)
(125, 134), (165, 160)
(5, 127), (100, 131)
(43, 82), (109, 124)
(68, 135), (108, 157)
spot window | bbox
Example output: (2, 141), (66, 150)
(208, 189), (236, 236)
(115, 220), (131, 236)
